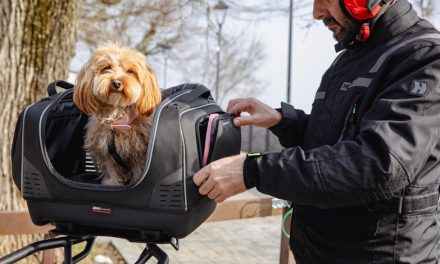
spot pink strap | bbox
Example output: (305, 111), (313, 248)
(101, 106), (139, 131)
(202, 113), (219, 166)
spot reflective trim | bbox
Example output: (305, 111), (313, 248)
(369, 33), (440, 73)
(314, 91), (326, 100)
(21, 106), (32, 194)
(352, 77), (372, 88)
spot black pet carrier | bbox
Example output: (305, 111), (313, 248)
(10, 80), (241, 245)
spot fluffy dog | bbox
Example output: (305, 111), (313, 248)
(73, 43), (161, 186)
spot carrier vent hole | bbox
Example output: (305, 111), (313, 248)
(156, 183), (184, 209)
(23, 172), (44, 197)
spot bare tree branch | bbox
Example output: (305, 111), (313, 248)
(417, 0), (434, 17)
(75, 0), (287, 101)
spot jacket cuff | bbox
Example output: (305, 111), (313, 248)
(243, 155), (261, 189)
(268, 102), (297, 136)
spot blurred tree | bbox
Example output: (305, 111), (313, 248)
(0, 0), (79, 261)
(73, 0), (439, 106)
(75, 0), (301, 105)
(416, 0), (434, 17)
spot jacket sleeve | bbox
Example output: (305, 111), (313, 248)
(268, 102), (310, 147)
(243, 46), (440, 209)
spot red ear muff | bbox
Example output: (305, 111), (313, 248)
(338, 0), (388, 44)
(343, 0), (383, 21)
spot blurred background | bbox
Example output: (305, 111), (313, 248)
(68, 0), (440, 109)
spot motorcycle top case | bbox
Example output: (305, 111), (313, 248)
(11, 81), (241, 242)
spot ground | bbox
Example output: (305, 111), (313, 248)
(72, 241), (126, 264)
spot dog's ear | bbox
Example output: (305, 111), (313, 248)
(73, 59), (98, 115)
(136, 64), (162, 116)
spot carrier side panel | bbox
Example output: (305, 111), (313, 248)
(20, 99), (56, 199)
(146, 100), (185, 210)
(22, 157), (51, 199)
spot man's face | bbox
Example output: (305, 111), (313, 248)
(313, 0), (358, 43)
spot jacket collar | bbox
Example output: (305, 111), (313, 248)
(369, 0), (419, 44)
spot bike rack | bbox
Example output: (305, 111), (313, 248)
(0, 235), (95, 264)
(0, 235), (171, 264)
(134, 244), (169, 264)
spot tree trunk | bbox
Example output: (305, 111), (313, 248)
(0, 0), (79, 261)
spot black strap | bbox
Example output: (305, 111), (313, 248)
(367, 193), (439, 214)
(369, 0), (392, 32)
(47, 80), (74, 96)
(107, 130), (131, 175)
(399, 193), (439, 214)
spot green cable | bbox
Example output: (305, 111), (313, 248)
(282, 208), (293, 238)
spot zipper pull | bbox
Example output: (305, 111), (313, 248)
(350, 104), (357, 122)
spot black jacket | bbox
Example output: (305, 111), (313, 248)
(243, 1), (440, 263)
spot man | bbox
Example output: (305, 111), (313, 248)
(194, 0), (440, 263)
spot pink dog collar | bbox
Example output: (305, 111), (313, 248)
(101, 106), (139, 131)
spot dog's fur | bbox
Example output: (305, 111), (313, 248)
(73, 43), (161, 185)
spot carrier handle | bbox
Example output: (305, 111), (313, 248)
(47, 80), (74, 96)
(202, 113), (219, 167)
(177, 84), (212, 103)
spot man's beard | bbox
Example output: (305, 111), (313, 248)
(323, 17), (357, 44)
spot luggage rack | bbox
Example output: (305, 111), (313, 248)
(0, 229), (176, 264)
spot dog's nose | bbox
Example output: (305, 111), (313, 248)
(112, 80), (122, 90)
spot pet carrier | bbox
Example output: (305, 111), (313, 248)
(10, 80), (241, 244)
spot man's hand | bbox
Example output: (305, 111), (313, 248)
(227, 98), (282, 128)
(193, 154), (247, 203)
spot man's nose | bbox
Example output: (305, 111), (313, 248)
(313, 0), (328, 20)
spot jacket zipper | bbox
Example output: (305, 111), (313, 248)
(338, 103), (358, 142)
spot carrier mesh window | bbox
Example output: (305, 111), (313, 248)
(45, 98), (101, 184)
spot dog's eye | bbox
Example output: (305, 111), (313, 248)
(127, 69), (134, 74)
(102, 66), (111, 72)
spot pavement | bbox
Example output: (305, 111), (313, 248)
(98, 191), (287, 264)
(107, 215), (283, 264)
